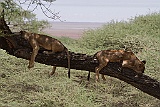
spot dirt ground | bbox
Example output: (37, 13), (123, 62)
(43, 22), (105, 39)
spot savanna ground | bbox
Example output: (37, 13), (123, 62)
(0, 13), (160, 107)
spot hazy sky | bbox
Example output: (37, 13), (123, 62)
(22, 0), (160, 22)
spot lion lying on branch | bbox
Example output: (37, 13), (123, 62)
(20, 31), (71, 78)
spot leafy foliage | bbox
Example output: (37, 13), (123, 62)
(0, 0), (50, 32)
(79, 13), (160, 53)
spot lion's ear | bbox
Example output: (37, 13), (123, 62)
(142, 60), (146, 64)
(20, 31), (25, 34)
(20, 31), (23, 34)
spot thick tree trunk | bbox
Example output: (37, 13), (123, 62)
(0, 10), (160, 100)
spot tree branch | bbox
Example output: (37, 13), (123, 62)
(0, 11), (160, 100)
(16, 0), (61, 21)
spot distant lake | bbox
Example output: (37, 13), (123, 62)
(49, 22), (104, 29)
(43, 22), (105, 39)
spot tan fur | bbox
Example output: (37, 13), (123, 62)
(20, 31), (71, 78)
(92, 50), (146, 82)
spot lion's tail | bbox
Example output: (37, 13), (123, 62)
(65, 48), (70, 78)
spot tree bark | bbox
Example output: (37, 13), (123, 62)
(0, 10), (160, 100)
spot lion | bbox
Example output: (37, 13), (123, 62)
(88, 50), (146, 82)
(20, 31), (71, 78)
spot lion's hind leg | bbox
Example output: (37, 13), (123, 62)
(95, 58), (109, 82)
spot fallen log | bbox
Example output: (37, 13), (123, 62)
(0, 10), (160, 100)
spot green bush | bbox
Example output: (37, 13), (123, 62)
(79, 13), (160, 52)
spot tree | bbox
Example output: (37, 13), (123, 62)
(0, 0), (50, 32)
(15, 0), (60, 20)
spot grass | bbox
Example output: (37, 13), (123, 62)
(1, 12), (160, 107)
